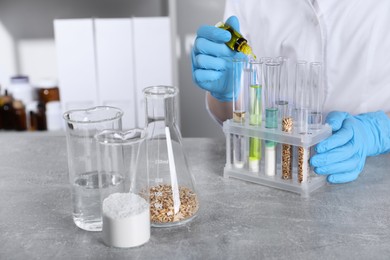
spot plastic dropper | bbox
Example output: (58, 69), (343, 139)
(216, 22), (257, 59)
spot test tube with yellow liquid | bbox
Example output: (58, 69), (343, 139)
(232, 58), (248, 169)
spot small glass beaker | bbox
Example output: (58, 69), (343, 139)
(96, 129), (150, 248)
(63, 106), (123, 231)
(143, 86), (199, 227)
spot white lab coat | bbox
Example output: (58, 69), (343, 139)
(224, 0), (390, 116)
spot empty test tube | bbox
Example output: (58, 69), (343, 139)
(308, 62), (324, 130)
(248, 59), (263, 172)
(276, 57), (290, 122)
(264, 61), (280, 176)
(232, 58), (248, 169)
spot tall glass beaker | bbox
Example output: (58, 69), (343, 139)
(143, 86), (199, 227)
(63, 106), (123, 231)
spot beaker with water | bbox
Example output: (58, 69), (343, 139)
(143, 86), (199, 227)
(63, 106), (123, 231)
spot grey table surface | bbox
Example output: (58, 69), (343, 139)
(1, 132), (390, 260)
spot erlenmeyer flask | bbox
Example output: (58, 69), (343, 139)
(143, 86), (199, 227)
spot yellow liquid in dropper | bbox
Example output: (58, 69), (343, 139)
(216, 22), (257, 59)
(237, 42), (257, 60)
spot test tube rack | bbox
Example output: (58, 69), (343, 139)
(223, 119), (332, 197)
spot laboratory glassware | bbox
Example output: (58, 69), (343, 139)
(96, 129), (150, 248)
(293, 61), (310, 133)
(63, 106), (123, 231)
(264, 61), (280, 176)
(276, 57), (293, 179)
(143, 86), (199, 227)
(232, 58), (249, 169)
(248, 59), (263, 172)
(308, 62), (324, 130)
(276, 57), (290, 121)
(293, 61), (310, 182)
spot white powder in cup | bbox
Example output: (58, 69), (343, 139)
(102, 192), (150, 248)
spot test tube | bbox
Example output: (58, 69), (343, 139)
(294, 61), (309, 132)
(248, 59), (262, 172)
(264, 61), (280, 176)
(278, 57), (293, 180)
(276, 57), (290, 121)
(293, 61), (310, 183)
(308, 62), (324, 130)
(232, 58), (248, 169)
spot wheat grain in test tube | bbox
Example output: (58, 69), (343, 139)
(294, 61), (310, 183)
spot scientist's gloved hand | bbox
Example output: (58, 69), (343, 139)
(310, 111), (390, 183)
(191, 16), (246, 102)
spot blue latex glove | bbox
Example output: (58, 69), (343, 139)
(191, 16), (246, 102)
(310, 111), (390, 183)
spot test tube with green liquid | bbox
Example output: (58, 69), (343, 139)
(248, 59), (262, 172)
(264, 62), (280, 176)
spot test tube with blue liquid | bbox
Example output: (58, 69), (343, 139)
(232, 58), (248, 169)
(248, 59), (263, 172)
(264, 61), (280, 176)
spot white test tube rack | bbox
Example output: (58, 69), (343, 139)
(223, 119), (332, 197)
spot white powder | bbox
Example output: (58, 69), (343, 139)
(265, 146), (276, 176)
(102, 192), (150, 248)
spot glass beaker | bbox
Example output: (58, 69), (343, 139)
(63, 106), (123, 231)
(95, 129), (150, 248)
(143, 86), (199, 227)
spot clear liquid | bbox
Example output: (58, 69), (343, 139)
(72, 171), (124, 231)
(276, 100), (288, 121)
(233, 134), (246, 168)
(309, 111), (322, 130)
